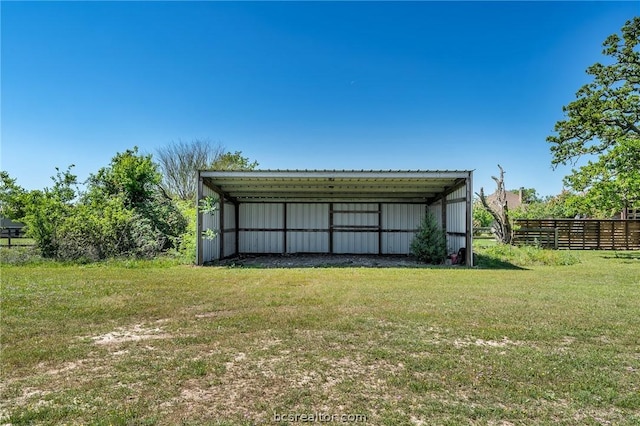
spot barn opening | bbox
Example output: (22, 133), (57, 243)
(196, 170), (474, 265)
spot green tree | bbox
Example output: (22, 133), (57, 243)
(545, 190), (586, 218)
(213, 151), (259, 171)
(17, 149), (188, 261)
(56, 196), (134, 260)
(0, 171), (27, 220)
(473, 200), (494, 229)
(85, 147), (187, 258)
(88, 147), (161, 207)
(20, 166), (79, 257)
(510, 190), (587, 219)
(547, 17), (640, 215)
(410, 211), (447, 264)
(509, 188), (542, 204)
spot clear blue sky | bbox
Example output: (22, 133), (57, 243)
(2, 1), (638, 197)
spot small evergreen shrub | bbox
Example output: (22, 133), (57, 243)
(410, 212), (447, 264)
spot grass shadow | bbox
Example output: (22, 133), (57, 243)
(210, 253), (528, 270)
(599, 251), (640, 261)
(473, 253), (528, 270)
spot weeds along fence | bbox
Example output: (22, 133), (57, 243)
(514, 219), (640, 250)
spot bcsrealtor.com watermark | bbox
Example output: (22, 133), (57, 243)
(273, 412), (367, 423)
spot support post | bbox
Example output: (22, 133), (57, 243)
(378, 202), (382, 255)
(441, 195), (447, 251)
(625, 219), (629, 250)
(196, 172), (204, 265)
(329, 203), (334, 254)
(219, 194), (225, 259)
(465, 172), (474, 266)
(235, 202), (240, 257)
(283, 202), (288, 254)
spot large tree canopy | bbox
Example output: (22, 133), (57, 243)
(547, 17), (640, 216)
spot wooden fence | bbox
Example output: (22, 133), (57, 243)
(0, 227), (33, 248)
(513, 219), (640, 250)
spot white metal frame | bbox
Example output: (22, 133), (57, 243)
(197, 170), (473, 265)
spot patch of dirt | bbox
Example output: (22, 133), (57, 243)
(89, 323), (171, 345)
(213, 253), (436, 268)
(173, 329), (405, 423)
(452, 336), (524, 348)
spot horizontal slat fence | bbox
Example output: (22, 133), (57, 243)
(514, 219), (640, 250)
(0, 227), (33, 248)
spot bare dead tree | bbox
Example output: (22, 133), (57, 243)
(475, 165), (514, 244)
(156, 139), (225, 201)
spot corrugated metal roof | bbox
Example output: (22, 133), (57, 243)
(199, 169), (472, 203)
(0, 217), (24, 228)
(201, 169), (470, 172)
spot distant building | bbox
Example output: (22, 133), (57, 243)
(486, 188), (525, 210)
(621, 207), (640, 220)
(0, 217), (25, 238)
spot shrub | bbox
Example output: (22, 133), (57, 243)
(19, 150), (189, 262)
(173, 200), (198, 263)
(475, 243), (581, 267)
(55, 197), (134, 261)
(410, 212), (447, 264)
(21, 168), (77, 258)
(53, 195), (188, 261)
(0, 246), (46, 265)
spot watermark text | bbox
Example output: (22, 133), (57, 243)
(273, 412), (367, 423)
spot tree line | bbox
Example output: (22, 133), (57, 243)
(2, 18), (638, 257)
(476, 17), (639, 241)
(0, 141), (256, 262)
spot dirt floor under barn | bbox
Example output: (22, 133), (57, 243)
(210, 253), (461, 268)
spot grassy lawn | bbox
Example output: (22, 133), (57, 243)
(1, 251), (639, 425)
(0, 238), (36, 247)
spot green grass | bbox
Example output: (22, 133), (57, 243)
(1, 250), (639, 425)
(0, 237), (35, 247)
(475, 243), (581, 268)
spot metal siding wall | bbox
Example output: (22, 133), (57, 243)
(428, 203), (443, 228)
(334, 232), (378, 254)
(382, 204), (426, 254)
(446, 187), (466, 234)
(448, 235), (466, 253)
(381, 234), (408, 254)
(201, 186), (219, 261)
(447, 202), (466, 234)
(382, 204), (425, 229)
(333, 203), (378, 226)
(223, 201), (237, 258)
(287, 204), (329, 253)
(333, 203), (378, 254)
(446, 185), (468, 253)
(239, 203), (284, 253)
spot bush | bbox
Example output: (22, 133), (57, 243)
(0, 246), (46, 265)
(173, 200), (198, 263)
(475, 243), (581, 267)
(53, 195), (188, 262)
(56, 197), (134, 261)
(410, 212), (447, 264)
(18, 150), (189, 262)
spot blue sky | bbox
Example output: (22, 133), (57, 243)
(2, 1), (638, 196)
